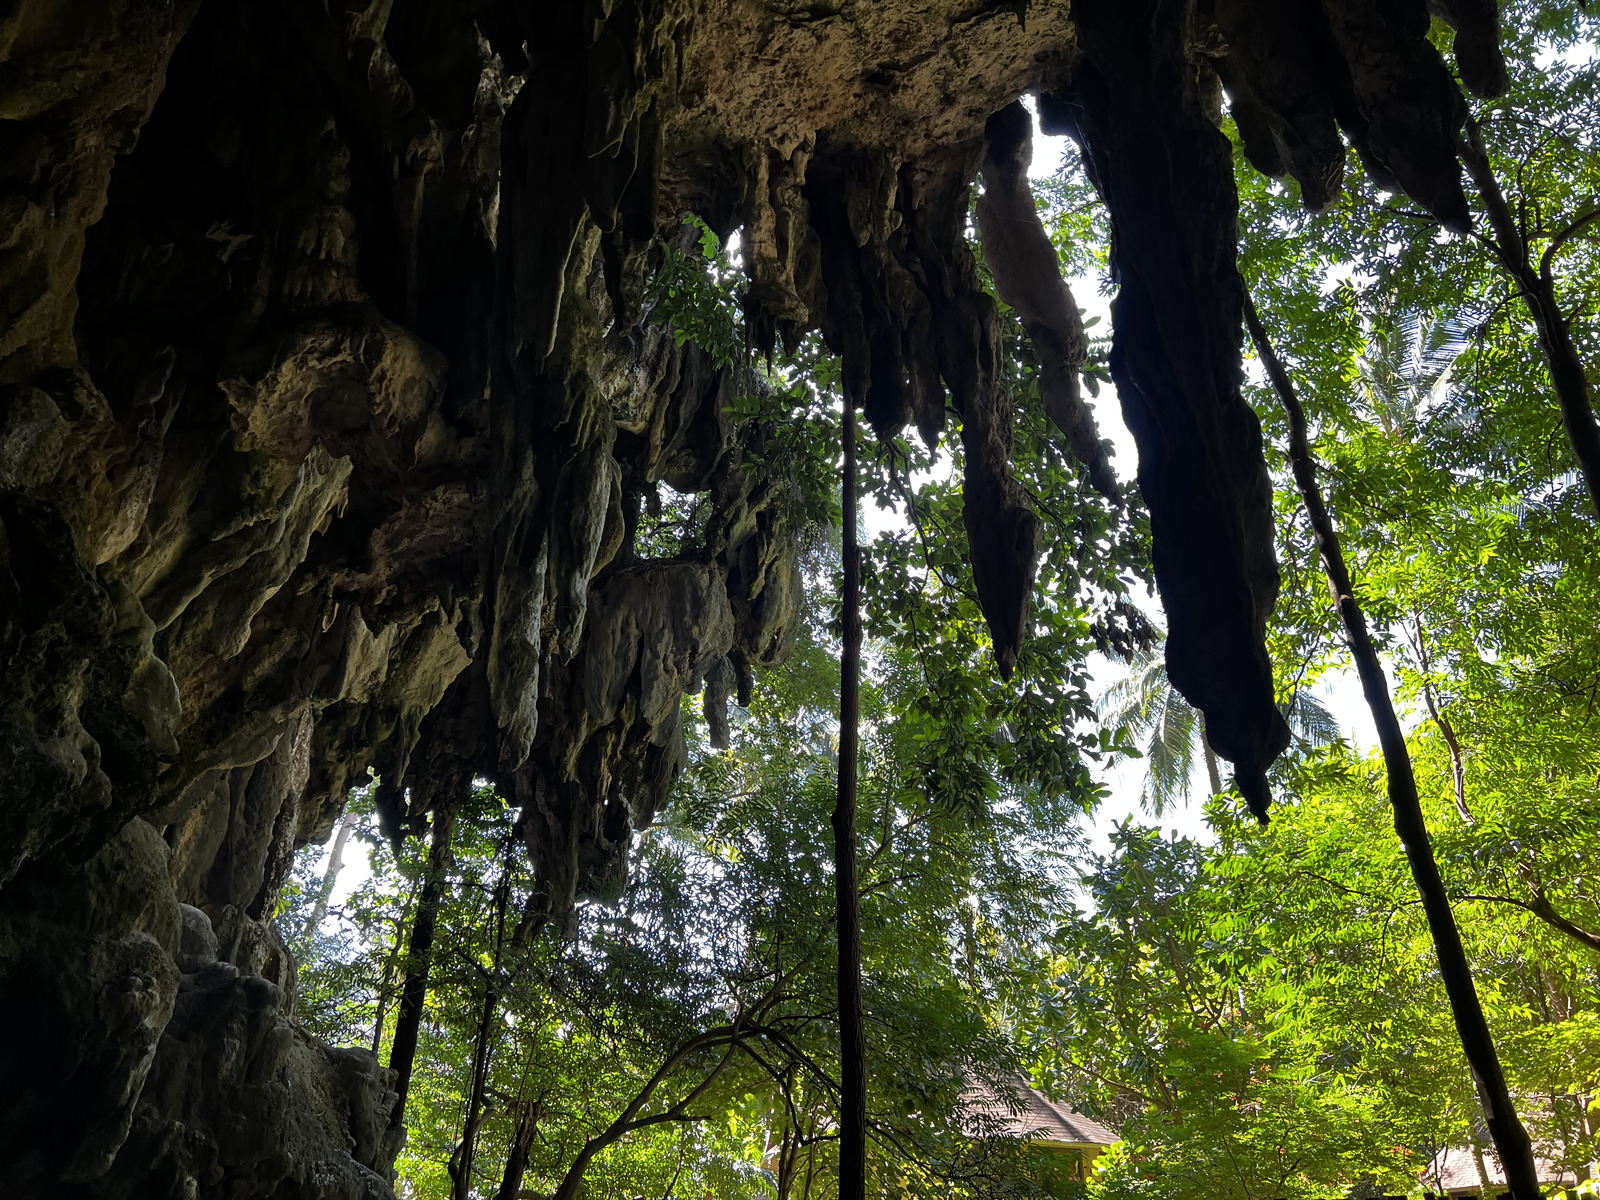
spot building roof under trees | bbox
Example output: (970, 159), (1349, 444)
(962, 1078), (1118, 1152)
(1420, 1144), (1578, 1197)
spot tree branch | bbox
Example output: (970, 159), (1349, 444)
(1458, 113), (1600, 516)
(1244, 292), (1543, 1199)
(1409, 613), (1473, 825)
(1455, 893), (1600, 953)
(1540, 205), (1600, 282)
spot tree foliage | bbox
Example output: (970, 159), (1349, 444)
(274, 11), (1600, 1194)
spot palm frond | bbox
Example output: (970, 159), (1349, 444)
(1358, 306), (1468, 433)
(1282, 689), (1343, 749)
(1145, 688), (1201, 816)
(1096, 639), (1216, 815)
(1095, 648), (1168, 737)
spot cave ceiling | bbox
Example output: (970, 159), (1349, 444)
(0, 0), (1502, 1193)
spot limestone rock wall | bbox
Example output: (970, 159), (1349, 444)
(0, 0), (1502, 1194)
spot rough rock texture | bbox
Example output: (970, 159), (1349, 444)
(1044, 0), (1301, 810)
(0, 0), (1502, 1193)
(976, 99), (1117, 501)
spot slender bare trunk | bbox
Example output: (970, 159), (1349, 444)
(1578, 1092), (1595, 1184)
(1423, 683), (1472, 824)
(1201, 728), (1223, 796)
(448, 993), (496, 1200)
(1471, 1136), (1495, 1195)
(833, 402), (867, 1200)
(371, 951), (391, 1057)
(371, 880), (420, 1055)
(774, 1117), (797, 1200)
(451, 845), (516, 1200)
(1458, 115), (1600, 517)
(1412, 615), (1473, 824)
(1245, 296), (1542, 1200)
(494, 1096), (543, 1200)
(306, 811), (357, 937)
(387, 798), (460, 1130)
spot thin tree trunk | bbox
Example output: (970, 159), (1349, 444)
(832, 401), (867, 1200)
(387, 798), (461, 1130)
(550, 1031), (739, 1200)
(450, 1001), (494, 1198)
(305, 810), (357, 938)
(1422, 681), (1472, 824)
(1245, 296), (1542, 1200)
(1201, 728), (1223, 796)
(371, 879), (421, 1055)
(1457, 114), (1600, 517)
(1471, 1137), (1495, 1195)
(661, 1151), (687, 1199)
(451, 843), (516, 1200)
(775, 1116), (797, 1200)
(1412, 614), (1473, 825)
(494, 1096), (543, 1200)
(1578, 1092), (1595, 1184)
(371, 938), (392, 1056)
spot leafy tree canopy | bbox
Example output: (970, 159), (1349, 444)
(275, 7), (1600, 1194)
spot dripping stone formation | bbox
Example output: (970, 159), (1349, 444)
(0, 0), (1505, 1194)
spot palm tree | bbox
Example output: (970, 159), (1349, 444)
(1098, 644), (1340, 814)
(1357, 307), (1468, 437)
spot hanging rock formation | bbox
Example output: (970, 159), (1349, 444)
(0, 0), (1503, 1193)
(976, 99), (1118, 503)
